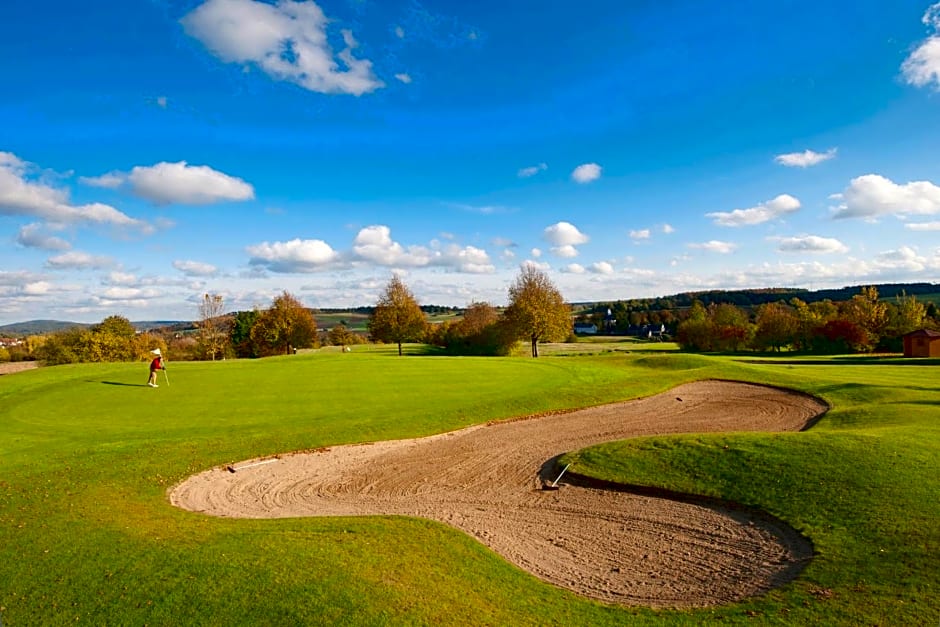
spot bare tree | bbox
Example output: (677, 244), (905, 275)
(197, 293), (226, 360)
(503, 265), (570, 357)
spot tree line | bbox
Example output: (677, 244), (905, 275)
(674, 287), (936, 353)
(6, 275), (936, 366)
(7, 266), (571, 364)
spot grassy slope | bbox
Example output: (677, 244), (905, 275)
(0, 348), (937, 625)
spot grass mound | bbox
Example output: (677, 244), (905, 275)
(632, 353), (713, 370)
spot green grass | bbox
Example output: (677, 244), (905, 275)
(0, 350), (938, 625)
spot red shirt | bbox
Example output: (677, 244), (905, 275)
(150, 356), (162, 371)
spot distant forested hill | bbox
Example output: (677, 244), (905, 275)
(0, 320), (183, 336)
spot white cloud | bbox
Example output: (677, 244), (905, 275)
(773, 235), (849, 254)
(688, 240), (737, 254)
(437, 244), (494, 273)
(22, 281), (53, 296)
(589, 261), (614, 274)
(0, 270), (45, 286)
(395, 25), (405, 38)
(350, 226), (494, 273)
(662, 224), (675, 234)
(530, 248), (542, 258)
(123, 161), (254, 205)
(491, 236), (515, 247)
(101, 287), (160, 301)
(181, 0), (384, 96)
(352, 225), (431, 266)
(173, 260), (219, 276)
(79, 172), (124, 188)
(550, 244), (580, 258)
(874, 245), (927, 272)
(16, 223), (71, 251)
(518, 162), (547, 178)
(544, 221), (589, 258)
(707, 194), (801, 226)
(832, 174), (940, 219)
(247, 238), (339, 272)
(774, 148), (837, 168)
(0, 152), (146, 230)
(571, 162), (601, 183)
(522, 259), (551, 272)
(394, 73), (412, 84)
(901, 3), (940, 90)
(905, 221), (940, 230)
(562, 264), (585, 274)
(46, 251), (113, 270)
(629, 229), (650, 241)
(157, 96), (168, 108)
(105, 271), (138, 286)
(544, 221), (589, 246)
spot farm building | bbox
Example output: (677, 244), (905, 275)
(573, 322), (598, 335)
(902, 329), (940, 357)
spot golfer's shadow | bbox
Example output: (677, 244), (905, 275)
(99, 381), (149, 387)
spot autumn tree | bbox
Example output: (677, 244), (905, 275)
(502, 265), (571, 357)
(250, 292), (318, 356)
(438, 301), (511, 355)
(368, 275), (427, 356)
(328, 323), (358, 349)
(751, 302), (798, 352)
(197, 293), (227, 360)
(840, 286), (889, 352)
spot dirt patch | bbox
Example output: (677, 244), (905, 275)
(0, 361), (38, 376)
(170, 380), (827, 608)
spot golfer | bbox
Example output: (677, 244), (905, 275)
(148, 349), (165, 388)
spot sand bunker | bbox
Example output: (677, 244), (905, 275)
(170, 380), (827, 607)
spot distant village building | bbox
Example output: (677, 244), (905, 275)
(573, 322), (598, 335)
(0, 337), (23, 348)
(902, 329), (940, 357)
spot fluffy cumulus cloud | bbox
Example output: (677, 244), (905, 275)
(543, 221), (589, 258)
(394, 73), (412, 84)
(247, 238), (339, 272)
(435, 244), (494, 273)
(562, 263), (585, 274)
(571, 162), (602, 183)
(0, 152), (146, 230)
(774, 148), (837, 168)
(629, 229), (650, 241)
(518, 162), (547, 178)
(16, 223), (70, 251)
(688, 240), (737, 254)
(352, 226), (494, 272)
(85, 161), (254, 205)
(173, 260), (219, 276)
(45, 251), (113, 270)
(181, 0), (384, 96)
(901, 3), (940, 90)
(773, 235), (849, 254)
(874, 246), (929, 272)
(707, 194), (801, 227)
(352, 225), (433, 266)
(831, 174), (940, 219)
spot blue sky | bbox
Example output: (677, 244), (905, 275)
(2, 0), (940, 324)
